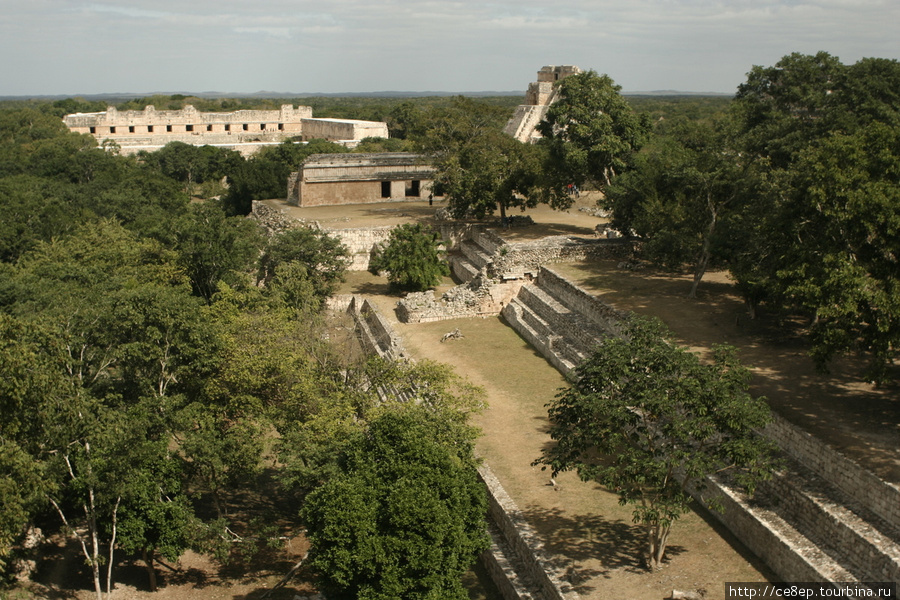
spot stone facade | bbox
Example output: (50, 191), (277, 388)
(287, 152), (438, 207)
(504, 65), (583, 143)
(63, 104), (388, 156)
(299, 118), (388, 143)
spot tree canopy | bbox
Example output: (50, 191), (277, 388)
(301, 407), (488, 600)
(535, 315), (777, 571)
(369, 223), (450, 292)
(538, 70), (652, 196)
(729, 52), (900, 381)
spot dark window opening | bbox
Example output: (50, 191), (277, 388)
(89, 127), (96, 134)
(225, 124), (231, 132)
(166, 125), (173, 132)
(406, 180), (421, 197)
(186, 124), (194, 132)
(381, 181), (391, 198)
(147, 125), (154, 133)
(278, 123), (284, 130)
(206, 124), (213, 131)
(260, 123), (266, 130)
(128, 126), (135, 133)
(109, 126), (116, 134)
(243, 124), (249, 131)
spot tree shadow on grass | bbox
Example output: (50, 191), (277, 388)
(519, 505), (685, 595)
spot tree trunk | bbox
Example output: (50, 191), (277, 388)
(646, 522), (671, 571)
(143, 547), (158, 592)
(87, 488), (104, 600)
(106, 497), (120, 597)
(689, 193), (717, 299)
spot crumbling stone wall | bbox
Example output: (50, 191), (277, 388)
(396, 275), (526, 324)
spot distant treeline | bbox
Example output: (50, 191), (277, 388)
(0, 92), (733, 126)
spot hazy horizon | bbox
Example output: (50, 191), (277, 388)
(2, 1), (897, 97)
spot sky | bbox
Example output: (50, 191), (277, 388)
(1, 0), (898, 97)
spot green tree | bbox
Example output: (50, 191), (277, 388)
(605, 117), (752, 297)
(535, 315), (777, 571)
(174, 201), (264, 302)
(417, 96), (548, 220)
(0, 222), (219, 595)
(257, 226), (349, 300)
(730, 53), (900, 381)
(300, 407), (488, 600)
(538, 70), (651, 197)
(436, 128), (543, 221)
(369, 223), (449, 292)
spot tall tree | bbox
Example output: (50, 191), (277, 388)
(174, 201), (264, 302)
(435, 129), (544, 221)
(0, 222), (217, 594)
(535, 315), (777, 571)
(538, 70), (651, 198)
(731, 53), (900, 381)
(257, 226), (349, 300)
(300, 407), (488, 600)
(605, 117), (752, 297)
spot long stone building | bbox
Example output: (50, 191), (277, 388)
(504, 65), (582, 143)
(287, 152), (438, 206)
(63, 104), (389, 156)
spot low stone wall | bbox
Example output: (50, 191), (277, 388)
(478, 464), (581, 600)
(491, 237), (629, 279)
(764, 414), (900, 531)
(348, 297), (406, 360)
(481, 528), (538, 600)
(327, 226), (395, 271)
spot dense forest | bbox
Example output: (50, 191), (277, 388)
(1, 50), (898, 597)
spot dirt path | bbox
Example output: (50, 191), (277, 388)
(358, 288), (774, 600)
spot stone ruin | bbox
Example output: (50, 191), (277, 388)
(63, 104), (388, 156)
(504, 65), (583, 143)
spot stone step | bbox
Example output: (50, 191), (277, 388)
(698, 474), (863, 586)
(502, 298), (579, 375)
(484, 522), (544, 600)
(460, 239), (494, 270)
(449, 253), (480, 283)
(516, 285), (608, 357)
(763, 457), (900, 584)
